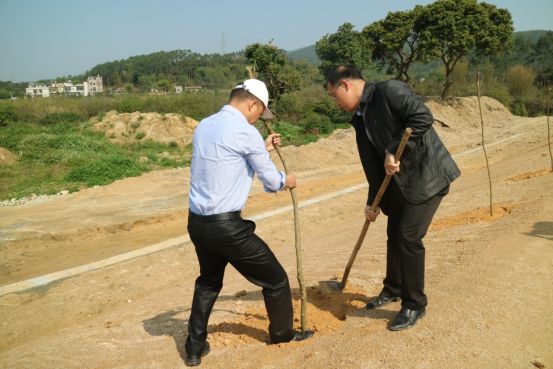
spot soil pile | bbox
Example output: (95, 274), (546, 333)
(426, 96), (516, 130)
(0, 147), (17, 165)
(275, 129), (359, 171)
(91, 111), (198, 147)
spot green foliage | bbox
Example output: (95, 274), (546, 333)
(156, 79), (172, 93)
(315, 22), (372, 76)
(87, 50), (248, 90)
(244, 43), (301, 115)
(64, 156), (146, 186)
(416, 0), (514, 98)
(0, 120), (191, 200)
(40, 112), (84, 125)
(300, 112), (334, 136)
(118, 98), (145, 113)
(363, 7), (425, 82)
(0, 81), (26, 98)
(506, 65), (535, 97)
(0, 104), (17, 126)
(530, 32), (553, 86)
(135, 132), (146, 140)
(479, 62), (512, 107)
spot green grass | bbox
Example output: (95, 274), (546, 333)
(0, 89), (351, 200)
(0, 120), (191, 200)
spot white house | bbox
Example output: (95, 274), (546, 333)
(26, 75), (103, 98)
(25, 84), (50, 98)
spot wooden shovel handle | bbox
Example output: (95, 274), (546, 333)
(340, 127), (413, 289)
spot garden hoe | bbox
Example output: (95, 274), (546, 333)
(319, 127), (412, 295)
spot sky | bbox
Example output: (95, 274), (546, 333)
(0, 0), (551, 82)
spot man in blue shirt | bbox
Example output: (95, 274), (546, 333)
(185, 79), (313, 366)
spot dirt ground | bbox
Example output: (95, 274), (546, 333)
(0, 97), (552, 369)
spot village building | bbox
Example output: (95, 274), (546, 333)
(25, 83), (50, 98)
(25, 75), (103, 98)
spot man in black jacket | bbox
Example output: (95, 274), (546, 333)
(326, 66), (460, 331)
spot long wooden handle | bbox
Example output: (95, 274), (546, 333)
(340, 127), (413, 289)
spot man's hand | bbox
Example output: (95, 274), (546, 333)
(285, 173), (296, 189)
(265, 133), (281, 152)
(364, 205), (380, 222)
(384, 153), (400, 175)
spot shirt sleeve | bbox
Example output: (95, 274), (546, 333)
(243, 129), (285, 193)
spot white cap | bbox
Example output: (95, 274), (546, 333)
(232, 79), (274, 119)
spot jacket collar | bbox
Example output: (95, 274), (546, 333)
(350, 82), (375, 125)
(359, 82), (375, 108)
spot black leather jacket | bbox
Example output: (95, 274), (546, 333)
(351, 80), (460, 206)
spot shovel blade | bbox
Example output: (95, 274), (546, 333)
(318, 280), (343, 295)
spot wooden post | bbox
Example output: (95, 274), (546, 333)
(547, 86), (552, 172)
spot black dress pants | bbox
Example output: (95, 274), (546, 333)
(185, 211), (294, 355)
(379, 179), (448, 310)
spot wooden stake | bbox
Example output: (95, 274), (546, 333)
(476, 72), (493, 216)
(547, 86), (552, 172)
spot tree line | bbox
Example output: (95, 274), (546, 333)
(315, 0), (551, 115)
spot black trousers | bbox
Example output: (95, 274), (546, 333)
(185, 211), (294, 355)
(379, 179), (448, 310)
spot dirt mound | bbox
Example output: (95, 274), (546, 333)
(208, 283), (367, 348)
(0, 147), (17, 165)
(91, 111), (198, 147)
(274, 129), (359, 171)
(426, 96), (515, 131)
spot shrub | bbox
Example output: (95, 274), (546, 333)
(135, 132), (146, 140)
(506, 65), (535, 98)
(0, 104), (17, 126)
(118, 98), (144, 113)
(64, 156), (146, 186)
(40, 112), (83, 125)
(300, 112), (334, 136)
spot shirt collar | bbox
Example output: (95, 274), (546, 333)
(221, 105), (249, 125)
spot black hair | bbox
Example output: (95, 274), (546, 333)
(325, 66), (365, 86)
(229, 86), (263, 106)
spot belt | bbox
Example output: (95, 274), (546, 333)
(188, 210), (242, 222)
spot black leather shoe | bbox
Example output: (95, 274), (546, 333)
(389, 307), (426, 331)
(185, 341), (210, 366)
(365, 294), (400, 309)
(271, 330), (314, 344)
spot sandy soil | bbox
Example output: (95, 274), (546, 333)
(91, 111), (198, 147)
(0, 97), (552, 369)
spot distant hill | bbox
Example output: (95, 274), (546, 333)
(287, 45), (319, 65)
(515, 30), (549, 43)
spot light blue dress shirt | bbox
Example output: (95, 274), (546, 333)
(189, 105), (285, 216)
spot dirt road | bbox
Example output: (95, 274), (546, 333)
(0, 98), (552, 369)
